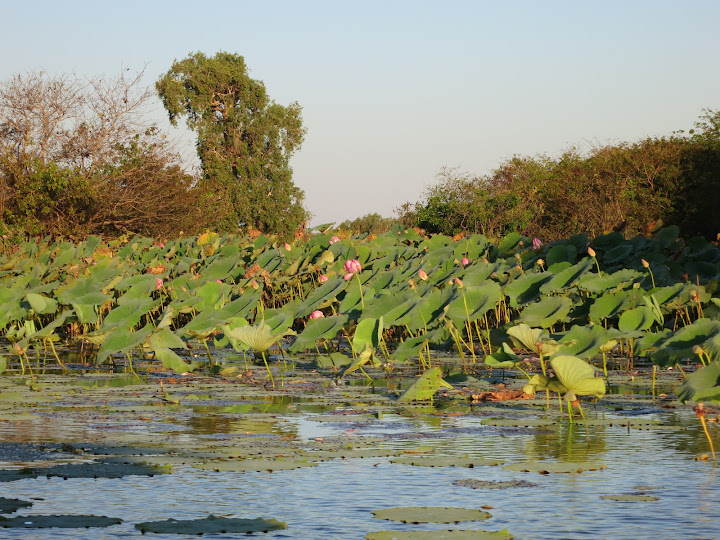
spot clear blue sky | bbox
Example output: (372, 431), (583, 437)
(2, 0), (718, 226)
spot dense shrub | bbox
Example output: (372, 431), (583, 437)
(405, 110), (720, 241)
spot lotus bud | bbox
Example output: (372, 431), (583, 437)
(216, 279), (222, 284)
(455, 277), (464, 288)
(418, 269), (428, 281)
(310, 310), (324, 319)
(641, 258), (650, 268)
(532, 238), (542, 250)
(329, 235), (340, 245)
(251, 279), (259, 290)
(690, 290), (699, 302)
(588, 247), (596, 258)
(344, 259), (362, 274)
(536, 259), (545, 268)
(155, 278), (163, 290)
(693, 345), (705, 355)
(515, 253), (522, 261)
(461, 257), (470, 266)
(284, 242), (292, 251)
(318, 274), (328, 283)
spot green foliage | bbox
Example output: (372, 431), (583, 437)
(405, 111), (720, 241)
(336, 213), (399, 235)
(156, 51), (308, 238)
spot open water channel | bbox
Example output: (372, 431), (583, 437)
(0, 356), (717, 539)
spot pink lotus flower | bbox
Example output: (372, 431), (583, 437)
(344, 259), (362, 274)
(309, 310), (324, 319)
(216, 279), (222, 283)
(157, 242), (165, 249)
(284, 242), (292, 251)
(418, 269), (428, 281)
(532, 238), (542, 250)
(461, 257), (469, 266)
(318, 274), (328, 283)
(155, 278), (163, 290)
(329, 236), (340, 245)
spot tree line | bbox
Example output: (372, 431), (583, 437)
(0, 52), (307, 240)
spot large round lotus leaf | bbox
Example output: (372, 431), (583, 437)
(503, 461), (606, 474)
(0, 515), (121, 528)
(481, 418), (555, 428)
(193, 457), (317, 472)
(366, 529), (513, 540)
(453, 479), (537, 490)
(600, 494), (659, 502)
(0, 497), (32, 513)
(390, 456), (504, 468)
(307, 448), (405, 460)
(135, 515), (286, 534)
(372, 507), (492, 524)
(35, 458), (172, 479)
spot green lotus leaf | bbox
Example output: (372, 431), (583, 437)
(507, 324), (561, 355)
(484, 342), (522, 368)
(222, 322), (295, 353)
(342, 344), (376, 376)
(0, 497), (32, 513)
(391, 330), (442, 362)
(588, 290), (637, 323)
(504, 273), (553, 308)
(294, 276), (346, 318)
(289, 315), (349, 353)
(546, 243), (577, 267)
(618, 306), (656, 332)
(193, 281), (224, 311)
(445, 282), (502, 323)
(96, 325), (154, 364)
(101, 298), (157, 331)
(556, 325), (609, 359)
(578, 268), (644, 294)
(517, 296), (572, 328)
(651, 319), (720, 367)
(353, 317), (383, 354)
(550, 355), (606, 399)
(25, 293), (58, 315)
(539, 258), (594, 295)
(503, 461), (606, 473)
(676, 360), (720, 403)
(149, 327), (188, 350)
(397, 367), (452, 402)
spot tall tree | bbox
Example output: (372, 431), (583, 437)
(156, 52), (308, 237)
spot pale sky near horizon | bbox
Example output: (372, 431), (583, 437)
(2, 1), (718, 227)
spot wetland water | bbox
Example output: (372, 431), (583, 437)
(0, 358), (718, 539)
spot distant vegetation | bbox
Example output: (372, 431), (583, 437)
(400, 110), (720, 242)
(0, 52), (308, 241)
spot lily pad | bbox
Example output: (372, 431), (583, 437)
(372, 506), (492, 524)
(600, 494), (659, 502)
(134, 515), (286, 534)
(366, 530), (513, 540)
(390, 455), (504, 468)
(503, 461), (606, 474)
(193, 457), (317, 472)
(0, 497), (33, 514)
(452, 479), (537, 490)
(0, 514), (122, 528)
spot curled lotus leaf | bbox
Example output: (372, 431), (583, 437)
(222, 322), (295, 353)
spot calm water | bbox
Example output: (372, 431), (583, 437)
(0, 403), (717, 540)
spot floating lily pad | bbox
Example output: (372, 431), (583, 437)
(453, 479), (537, 490)
(193, 457), (317, 472)
(503, 461), (606, 474)
(0, 497), (33, 513)
(372, 507), (491, 524)
(481, 418), (555, 428)
(366, 529), (513, 539)
(134, 515), (286, 534)
(390, 455), (505, 468)
(1, 458), (172, 481)
(600, 494), (660, 502)
(0, 514), (121, 528)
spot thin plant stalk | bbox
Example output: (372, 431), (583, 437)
(697, 403), (716, 461)
(260, 351), (275, 387)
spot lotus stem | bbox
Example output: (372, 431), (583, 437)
(260, 351), (275, 387)
(48, 339), (67, 371)
(576, 401), (590, 440)
(202, 339), (214, 365)
(126, 353), (140, 381)
(602, 351), (608, 379)
(697, 404), (716, 461)
(354, 273), (365, 309)
(652, 364), (656, 398)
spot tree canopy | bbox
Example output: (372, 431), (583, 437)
(156, 51), (308, 238)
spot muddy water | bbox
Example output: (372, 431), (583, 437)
(0, 361), (717, 539)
